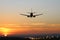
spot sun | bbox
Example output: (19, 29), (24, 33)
(4, 34), (7, 37)
(0, 27), (10, 36)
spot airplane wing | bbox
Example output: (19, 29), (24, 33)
(20, 14), (29, 16)
(34, 14), (43, 16)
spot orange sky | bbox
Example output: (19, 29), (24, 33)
(0, 23), (60, 36)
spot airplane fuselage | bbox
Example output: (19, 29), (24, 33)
(30, 13), (33, 17)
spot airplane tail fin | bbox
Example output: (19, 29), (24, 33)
(26, 8), (36, 14)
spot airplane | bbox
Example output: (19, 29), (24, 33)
(20, 9), (43, 17)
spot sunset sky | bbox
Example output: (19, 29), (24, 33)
(0, 0), (60, 36)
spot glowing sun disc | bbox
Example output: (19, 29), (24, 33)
(0, 27), (10, 36)
(4, 34), (7, 37)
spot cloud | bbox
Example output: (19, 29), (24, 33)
(0, 23), (60, 28)
(0, 23), (60, 34)
(20, 22), (46, 26)
(47, 24), (60, 27)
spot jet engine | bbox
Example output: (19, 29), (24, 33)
(27, 16), (30, 17)
(33, 16), (36, 17)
